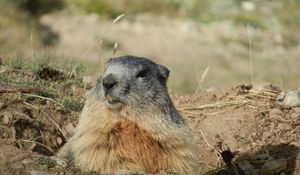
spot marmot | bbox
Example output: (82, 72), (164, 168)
(58, 55), (198, 174)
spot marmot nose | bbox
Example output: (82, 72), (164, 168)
(102, 74), (117, 92)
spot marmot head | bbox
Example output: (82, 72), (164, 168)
(96, 55), (171, 111)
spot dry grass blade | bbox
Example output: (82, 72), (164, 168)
(68, 63), (78, 78)
(41, 110), (68, 139)
(14, 111), (33, 121)
(194, 66), (210, 94)
(19, 139), (55, 155)
(23, 101), (68, 139)
(22, 93), (63, 107)
(79, 13), (125, 60)
(112, 14), (125, 24)
(0, 87), (43, 93)
(247, 23), (254, 85)
(113, 42), (119, 55)
(179, 99), (248, 111)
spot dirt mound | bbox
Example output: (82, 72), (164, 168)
(176, 85), (300, 174)
(0, 64), (299, 174)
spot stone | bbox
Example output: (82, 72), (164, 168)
(0, 102), (4, 109)
(260, 159), (287, 175)
(21, 158), (34, 165)
(56, 158), (68, 167)
(65, 123), (75, 135)
(50, 156), (68, 168)
(2, 112), (13, 125)
(56, 136), (63, 146)
(276, 90), (300, 107)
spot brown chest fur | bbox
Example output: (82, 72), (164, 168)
(107, 120), (167, 173)
(74, 119), (170, 173)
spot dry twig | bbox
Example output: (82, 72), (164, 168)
(22, 93), (63, 106)
(0, 87), (43, 94)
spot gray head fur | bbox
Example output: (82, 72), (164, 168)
(94, 55), (183, 124)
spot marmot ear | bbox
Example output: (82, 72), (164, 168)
(157, 65), (170, 80)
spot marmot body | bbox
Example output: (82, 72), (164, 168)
(58, 55), (198, 174)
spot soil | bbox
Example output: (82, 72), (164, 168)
(0, 68), (300, 174)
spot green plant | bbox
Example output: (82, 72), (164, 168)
(9, 54), (24, 70)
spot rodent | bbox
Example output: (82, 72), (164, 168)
(57, 55), (198, 174)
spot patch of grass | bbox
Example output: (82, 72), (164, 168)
(1, 54), (88, 112)
(63, 99), (83, 112)
(8, 54), (24, 70)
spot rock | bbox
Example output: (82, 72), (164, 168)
(2, 112), (13, 125)
(56, 136), (63, 146)
(238, 161), (258, 175)
(21, 158), (34, 165)
(56, 158), (68, 167)
(50, 156), (68, 168)
(290, 142), (300, 147)
(276, 90), (300, 107)
(30, 170), (50, 175)
(260, 159), (287, 175)
(0, 102), (4, 109)
(65, 123), (75, 135)
(11, 162), (24, 169)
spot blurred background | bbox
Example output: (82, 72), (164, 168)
(1, 0), (299, 94)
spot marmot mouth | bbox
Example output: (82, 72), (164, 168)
(105, 96), (123, 110)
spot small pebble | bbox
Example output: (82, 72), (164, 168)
(56, 137), (63, 146)
(50, 156), (68, 168)
(65, 123), (75, 134)
(21, 158), (34, 165)
(2, 112), (13, 125)
(56, 158), (68, 167)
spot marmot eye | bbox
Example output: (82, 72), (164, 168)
(136, 70), (147, 78)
